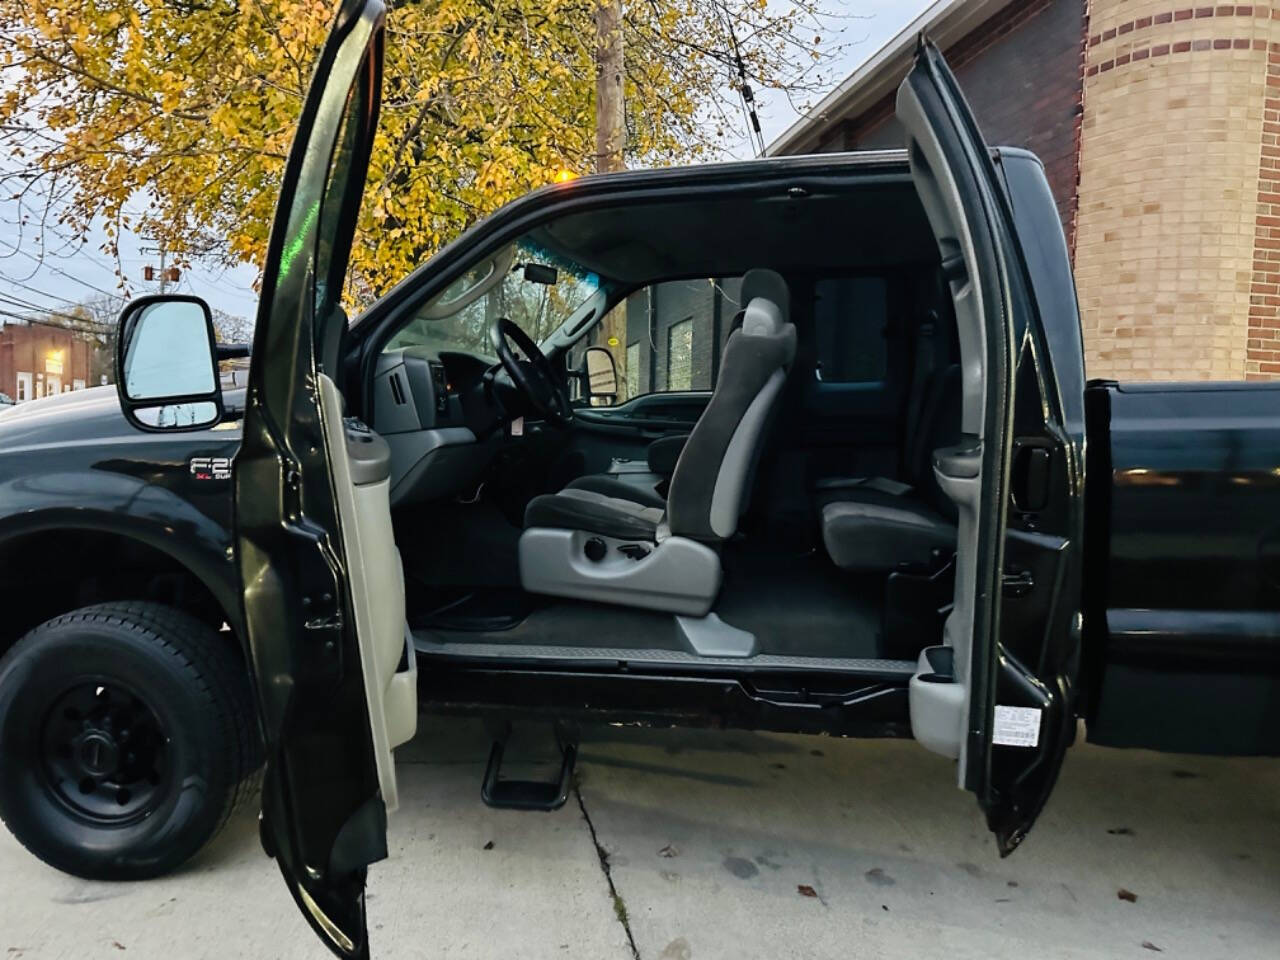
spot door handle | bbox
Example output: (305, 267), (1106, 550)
(1012, 441), (1052, 512)
(1002, 568), (1035, 598)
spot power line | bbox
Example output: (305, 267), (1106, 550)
(0, 245), (127, 302)
(0, 271), (121, 311)
(712, 3), (766, 157)
(0, 291), (109, 328)
(0, 290), (85, 321)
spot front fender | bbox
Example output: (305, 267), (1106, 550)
(0, 445), (242, 630)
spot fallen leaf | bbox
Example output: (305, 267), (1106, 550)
(1117, 888), (1138, 903)
(658, 844), (679, 858)
(482, 840), (494, 851)
(1141, 942), (1163, 953)
(797, 884), (818, 898)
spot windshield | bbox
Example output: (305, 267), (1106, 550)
(385, 238), (602, 358)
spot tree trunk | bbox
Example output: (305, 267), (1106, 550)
(594, 0), (625, 175)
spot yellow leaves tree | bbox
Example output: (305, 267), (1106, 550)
(0, 0), (840, 301)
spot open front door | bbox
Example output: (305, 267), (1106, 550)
(233, 1), (417, 956)
(896, 40), (1084, 855)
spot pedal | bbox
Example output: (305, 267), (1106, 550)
(481, 720), (578, 811)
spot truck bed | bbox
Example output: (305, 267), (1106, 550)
(1084, 379), (1280, 755)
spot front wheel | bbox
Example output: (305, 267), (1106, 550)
(0, 602), (261, 880)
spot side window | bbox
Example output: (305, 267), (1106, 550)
(666, 318), (694, 390)
(814, 277), (890, 384)
(312, 51), (377, 323)
(571, 277), (741, 406)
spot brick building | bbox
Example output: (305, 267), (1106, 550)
(618, 278), (743, 396)
(0, 318), (111, 403)
(769, 0), (1280, 381)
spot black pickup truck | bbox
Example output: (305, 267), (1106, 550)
(1, 6), (1278, 956)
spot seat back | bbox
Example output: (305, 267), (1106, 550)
(665, 270), (796, 542)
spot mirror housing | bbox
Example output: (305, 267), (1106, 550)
(115, 294), (224, 432)
(521, 262), (558, 285)
(583, 346), (619, 403)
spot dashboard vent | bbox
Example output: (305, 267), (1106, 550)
(389, 371), (407, 406)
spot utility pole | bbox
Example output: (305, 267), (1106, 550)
(594, 0), (624, 174)
(140, 243), (179, 294)
(593, 0), (628, 392)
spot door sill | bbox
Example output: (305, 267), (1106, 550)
(412, 633), (916, 676)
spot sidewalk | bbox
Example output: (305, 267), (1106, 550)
(1, 717), (1277, 959)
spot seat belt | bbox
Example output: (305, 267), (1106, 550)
(902, 310), (939, 478)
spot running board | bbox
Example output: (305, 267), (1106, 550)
(413, 633), (916, 676)
(481, 720), (578, 812)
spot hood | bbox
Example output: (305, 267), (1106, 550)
(0, 385), (244, 454)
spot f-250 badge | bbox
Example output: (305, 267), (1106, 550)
(190, 456), (232, 481)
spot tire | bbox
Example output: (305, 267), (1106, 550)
(0, 602), (262, 880)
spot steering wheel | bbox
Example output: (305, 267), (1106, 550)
(489, 317), (573, 427)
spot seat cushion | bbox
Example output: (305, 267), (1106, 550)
(562, 474), (666, 509)
(524, 488), (663, 541)
(821, 494), (956, 572)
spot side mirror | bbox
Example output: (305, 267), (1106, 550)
(584, 346), (618, 402)
(115, 295), (224, 432)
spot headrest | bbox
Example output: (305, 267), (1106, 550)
(732, 268), (790, 337)
(739, 269), (789, 325)
(741, 297), (785, 337)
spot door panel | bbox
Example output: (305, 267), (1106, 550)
(318, 374), (417, 814)
(232, 1), (399, 956)
(897, 39), (1082, 854)
(569, 391), (710, 476)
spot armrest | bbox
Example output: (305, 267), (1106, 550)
(646, 434), (689, 477)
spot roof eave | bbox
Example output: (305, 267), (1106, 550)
(765, 0), (1019, 157)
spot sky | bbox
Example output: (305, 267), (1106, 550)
(0, 0), (931, 324)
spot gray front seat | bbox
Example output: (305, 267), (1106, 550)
(519, 269), (796, 615)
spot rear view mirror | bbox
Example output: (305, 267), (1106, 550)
(115, 295), (223, 432)
(584, 346), (618, 402)
(522, 263), (558, 285)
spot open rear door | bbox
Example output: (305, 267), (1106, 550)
(896, 39), (1084, 855)
(232, 0), (417, 956)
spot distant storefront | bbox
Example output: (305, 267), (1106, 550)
(0, 318), (111, 402)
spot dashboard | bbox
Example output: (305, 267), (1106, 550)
(373, 347), (503, 506)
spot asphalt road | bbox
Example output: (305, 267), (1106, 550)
(1, 717), (1277, 959)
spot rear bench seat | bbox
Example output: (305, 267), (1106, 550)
(819, 364), (961, 572)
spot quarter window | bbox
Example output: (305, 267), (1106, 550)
(625, 342), (640, 399)
(814, 277), (890, 383)
(666, 318), (693, 391)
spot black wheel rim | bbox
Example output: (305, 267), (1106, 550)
(38, 680), (170, 824)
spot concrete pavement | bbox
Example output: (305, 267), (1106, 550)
(1, 717), (1277, 959)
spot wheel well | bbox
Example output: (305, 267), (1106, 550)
(0, 529), (237, 658)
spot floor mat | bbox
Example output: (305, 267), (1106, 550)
(415, 547), (885, 661)
(716, 546), (884, 659)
